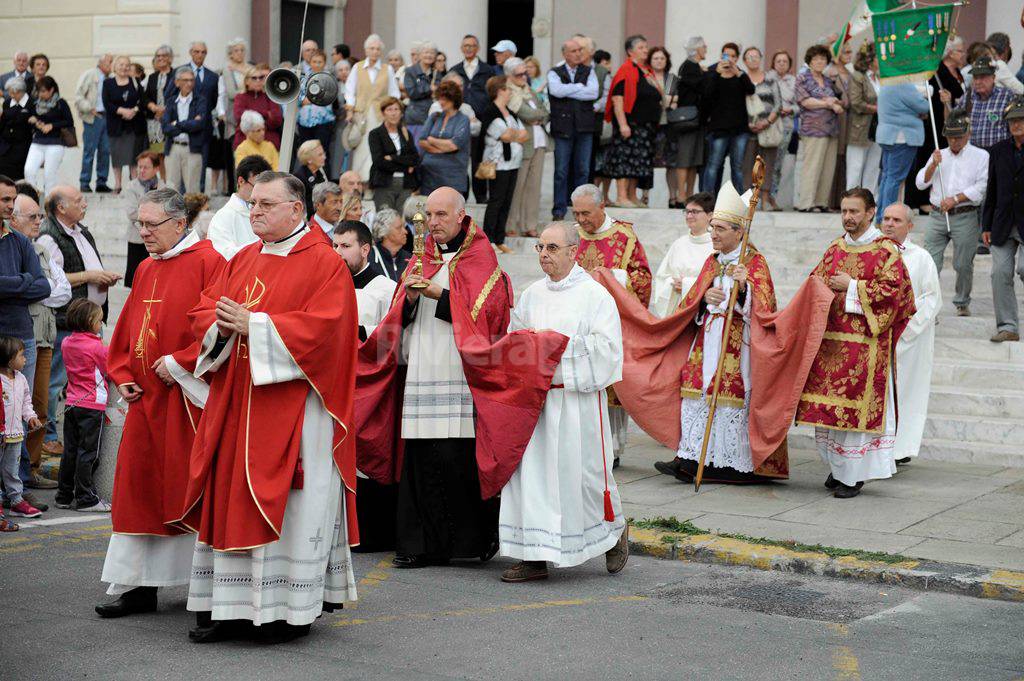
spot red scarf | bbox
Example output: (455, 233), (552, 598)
(604, 59), (656, 122)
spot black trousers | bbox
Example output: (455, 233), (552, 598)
(482, 169), (518, 246)
(56, 406), (102, 507)
(352, 477), (399, 553)
(123, 242), (149, 288)
(470, 136), (489, 203)
(395, 437), (498, 561)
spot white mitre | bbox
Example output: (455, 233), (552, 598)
(711, 182), (753, 228)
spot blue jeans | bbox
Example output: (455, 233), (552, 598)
(877, 143), (918, 223)
(79, 118), (110, 188)
(552, 133), (594, 218)
(46, 329), (70, 444)
(701, 132), (749, 195)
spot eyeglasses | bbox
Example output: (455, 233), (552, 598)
(14, 212), (43, 221)
(250, 74), (266, 81)
(685, 209), (706, 215)
(534, 243), (573, 254)
(131, 216), (176, 231)
(512, 71), (528, 77)
(247, 199), (294, 212)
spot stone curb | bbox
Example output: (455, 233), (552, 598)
(629, 527), (1024, 603)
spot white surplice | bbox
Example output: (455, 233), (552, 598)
(816, 226), (898, 486)
(354, 265), (397, 338)
(185, 227), (357, 626)
(499, 265), (626, 567)
(675, 247), (754, 472)
(206, 194), (256, 260)
(894, 241), (941, 459)
(101, 230), (205, 596)
(650, 231), (714, 317)
(401, 250), (475, 439)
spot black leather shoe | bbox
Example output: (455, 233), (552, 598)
(256, 621), (311, 644)
(833, 481), (864, 499)
(654, 459), (682, 476)
(189, 619), (254, 643)
(95, 586), (157, 618)
(824, 474), (840, 490)
(94, 185), (112, 193)
(392, 555), (432, 569)
(895, 457), (912, 465)
(613, 456), (621, 469)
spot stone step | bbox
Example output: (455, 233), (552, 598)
(928, 385), (1022, 420)
(932, 358), (1024, 391)
(923, 413), (1024, 447)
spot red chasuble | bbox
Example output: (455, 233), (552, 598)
(356, 216), (568, 498)
(592, 263), (833, 476)
(174, 230), (360, 551)
(576, 220), (653, 307)
(796, 236), (916, 433)
(107, 239), (224, 536)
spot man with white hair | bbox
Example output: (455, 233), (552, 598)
(880, 203), (940, 464)
(548, 38), (598, 220)
(74, 54), (114, 193)
(95, 187), (224, 619)
(0, 52), (30, 91)
(344, 34), (400, 181)
(166, 42), (220, 192)
(300, 39), (319, 75)
(571, 183), (651, 467)
(499, 220), (628, 583)
(452, 34), (496, 203)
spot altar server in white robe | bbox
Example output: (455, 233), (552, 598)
(205, 155), (273, 259)
(498, 221), (629, 583)
(332, 220), (396, 340)
(880, 203), (941, 462)
(649, 191), (715, 317)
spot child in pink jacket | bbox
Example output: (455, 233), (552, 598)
(55, 299), (111, 513)
(1, 335), (44, 524)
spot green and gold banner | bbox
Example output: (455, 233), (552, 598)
(873, 4), (957, 84)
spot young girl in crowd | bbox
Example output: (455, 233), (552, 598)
(1, 335), (45, 527)
(55, 300), (111, 513)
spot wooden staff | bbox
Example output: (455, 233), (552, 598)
(694, 157), (765, 492)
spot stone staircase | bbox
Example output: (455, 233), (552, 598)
(79, 195), (1024, 468)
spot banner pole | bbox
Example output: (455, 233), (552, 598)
(926, 97), (953, 234)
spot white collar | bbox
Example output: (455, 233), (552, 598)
(688, 230), (712, 244)
(312, 212), (334, 233)
(178, 92), (193, 104)
(845, 225), (882, 246)
(364, 58), (382, 69)
(545, 263), (590, 291)
(260, 223), (308, 256)
(230, 193), (249, 211)
(717, 246), (742, 263)
(465, 57), (478, 67)
(15, 93), (28, 107)
(57, 218), (79, 235)
(150, 229), (199, 260)
(190, 62), (204, 72)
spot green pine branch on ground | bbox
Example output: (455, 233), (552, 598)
(631, 516), (912, 565)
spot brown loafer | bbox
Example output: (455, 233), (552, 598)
(501, 561), (549, 583)
(606, 523), (629, 574)
(991, 330), (1020, 343)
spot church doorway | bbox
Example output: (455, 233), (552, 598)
(487, 0), (535, 63)
(281, 0), (326, 64)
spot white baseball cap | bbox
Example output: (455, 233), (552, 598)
(491, 40), (517, 54)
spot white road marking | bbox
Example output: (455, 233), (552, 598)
(17, 514), (109, 528)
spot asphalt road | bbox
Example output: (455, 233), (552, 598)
(3, 507), (1023, 681)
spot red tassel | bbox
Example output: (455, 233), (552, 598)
(603, 490), (615, 522)
(599, 392), (615, 522)
(291, 456), (304, 490)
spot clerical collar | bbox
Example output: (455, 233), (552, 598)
(717, 246), (742, 263)
(352, 262), (382, 289)
(151, 229), (199, 260)
(437, 227), (467, 253)
(545, 263), (590, 291)
(261, 223), (308, 256)
(845, 225), (881, 246)
(267, 223), (307, 244)
(688, 230), (712, 244)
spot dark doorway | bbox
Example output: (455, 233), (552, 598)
(487, 0), (535, 64)
(280, 0), (326, 64)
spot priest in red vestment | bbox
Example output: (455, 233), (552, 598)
(172, 171), (360, 644)
(96, 188), (225, 619)
(571, 183), (652, 467)
(797, 188), (916, 499)
(356, 187), (567, 569)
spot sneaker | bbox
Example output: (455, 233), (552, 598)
(26, 473), (58, 489)
(54, 499), (72, 509)
(10, 500), (42, 518)
(956, 305), (970, 317)
(22, 492), (49, 512)
(990, 330), (1020, 343)
(75, 500), (112, 513)
(42, 441), (63, 455)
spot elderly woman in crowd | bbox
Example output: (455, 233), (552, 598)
(825, 42), (852, 208)
(297, 49), (337, 171)
(103, 55), (143, 194)
(234, 110), (279, 169)
(480, 75), (527, 252)
(642, 46), (678, 208)
(741, 46), (782, 207)
(846, 43), (881, 196)
(369, 96), (419, 211)
(767, 50), (796, 208)
(345, 34), (401, 182)
(419, 78), (472, 196)
(0, 78), (34, 180)
(213, 38), (251, 189)
(233, 62), (283, 150)
(504, 56), (548, 237)
(142, 45), (174, 175)
(330, 58), (352, 180)
(295, 139), (329, 217)
(122, 150), (165, 287)
(23, 76), (73, 195)
(672, 36), (707, 203)
(605, 34), (663, 207)
(794, 44), (844, 212)
(403, 41), (442, 144)
(702, 42), (754, 194)
(370, 207), (412, 281)
(387, 49), (406, 94)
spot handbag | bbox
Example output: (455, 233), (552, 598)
(343, 113), (365, 151)
(757, 117), (784, 148)
(474, 160), (497, 180)
(666, 105), (700, 133)
(59, 125), (78, 148)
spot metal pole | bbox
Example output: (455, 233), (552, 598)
(926, 94), (953, 234)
